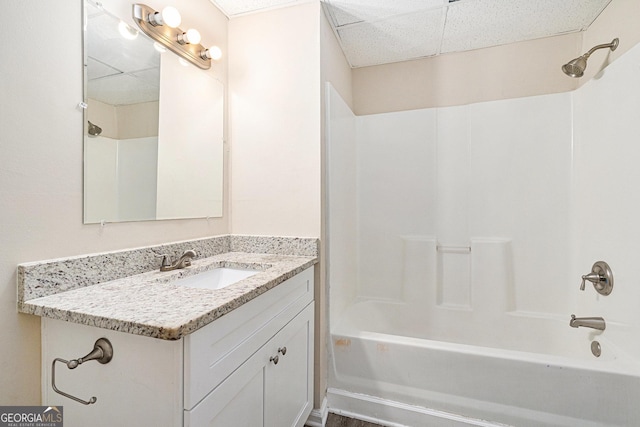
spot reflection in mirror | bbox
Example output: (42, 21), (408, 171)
(83, 0), (223, 224)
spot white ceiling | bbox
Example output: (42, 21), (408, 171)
(86, 2), (160, 105)
(210, 0), (612, 68)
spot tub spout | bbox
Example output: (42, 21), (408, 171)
(570, 314), (606, 331)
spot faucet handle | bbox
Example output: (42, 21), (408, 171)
(580, 272), (602, 291)
(580, 261), (614, 296)
(155, 253), (171, 268)
(181, 249), (197, 258)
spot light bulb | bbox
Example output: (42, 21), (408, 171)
(185, 28), (201, 44)
(161, 7), (181, 28)
(148, 6), (181, 28)
(178, 28), (201, 45)
(118, 21), (138, 40)
(203, 46), (222, 61)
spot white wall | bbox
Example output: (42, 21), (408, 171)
(0, 0), (228, 405)
(228, 2), (321, 238)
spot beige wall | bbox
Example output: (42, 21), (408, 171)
(321, 9), (353, 110)
(116, 101), (159, 139)
(88, 99), (159, 139)
(0, 0), (228, 405)
(228, 4), (323, 411)
(352, 32), (581, 115)
(87, 99), (118, 139)
(352, 0), (639, 115)
(228, 2), (321, 237)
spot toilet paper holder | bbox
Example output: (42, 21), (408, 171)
(51, 338), (113, 405)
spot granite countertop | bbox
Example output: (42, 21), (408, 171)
(17, 236), (318, 340)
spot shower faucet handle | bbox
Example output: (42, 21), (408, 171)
(580, 261), (614, 295)
(580, 272), (603, 291)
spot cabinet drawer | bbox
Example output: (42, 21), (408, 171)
(184, 267), (313, 409)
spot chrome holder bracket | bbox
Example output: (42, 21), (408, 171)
(51, 338), (114, 405)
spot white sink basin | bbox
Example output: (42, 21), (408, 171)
(173, 267), (258, 290)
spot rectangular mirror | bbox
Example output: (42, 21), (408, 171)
(83, 0), (223, 223)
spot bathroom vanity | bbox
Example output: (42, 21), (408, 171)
(18, 236), (317, 427)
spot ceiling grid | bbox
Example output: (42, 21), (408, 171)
(210, 0), (613, 68)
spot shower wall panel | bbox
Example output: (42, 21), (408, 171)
(354, 92), (573, 315)
(356, 109), (437, 301)
(466, 93), (573, 314)
(572, 41), (640, 352)
(326, 84), (358, 322)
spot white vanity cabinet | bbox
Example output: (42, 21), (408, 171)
(185, 304), (313, 426)
(41, 267), (314, 427)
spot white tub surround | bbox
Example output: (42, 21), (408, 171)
(326, 40), (640, 427)
(17, 235), (318, 340)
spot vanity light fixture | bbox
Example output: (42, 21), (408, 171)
(132, 4), (220, 70)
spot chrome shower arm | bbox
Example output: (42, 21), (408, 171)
(584, 38), (619, 59)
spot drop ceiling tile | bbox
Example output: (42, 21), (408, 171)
(337, 8), (445, 68)
(88, 74), (159, 105)
(442, 0), (611, 53)
(212, 0), (307, 16)
(324, 0), (446, 27)
(87, 13), (160, 74)
(86, 57), (121, 81)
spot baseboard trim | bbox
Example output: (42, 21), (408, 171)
(326, 388), (506, 427)
(305, 396), (329, 427)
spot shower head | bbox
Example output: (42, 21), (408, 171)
(562, 56), (588, 78)
(88, 121), (102, 137)
(562, 38), (619, 78)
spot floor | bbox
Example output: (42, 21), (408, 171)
(325, 413), (385, 427)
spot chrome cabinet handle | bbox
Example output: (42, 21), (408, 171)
(270, 347), (288, 365)
(51, 338), (113, 405)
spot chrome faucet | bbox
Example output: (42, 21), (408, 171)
(159, 250), (197, 272)
(570, 314), (606, 331)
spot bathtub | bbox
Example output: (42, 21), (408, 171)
(328, 300), (640, 427)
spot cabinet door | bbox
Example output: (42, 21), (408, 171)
(264, 304), (314, 427)
(185, 344), (267, 427)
